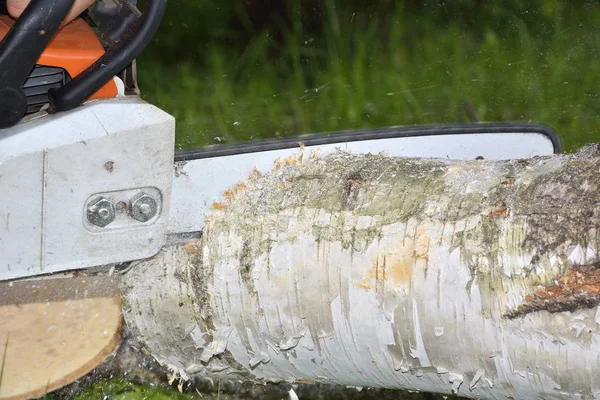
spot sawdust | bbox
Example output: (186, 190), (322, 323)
(211, 202), (226, 210)
(235, 182), (247, 192)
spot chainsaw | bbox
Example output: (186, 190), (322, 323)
(0, 0), (560, 282)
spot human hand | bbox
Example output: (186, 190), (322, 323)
(7, 0), (96, 23)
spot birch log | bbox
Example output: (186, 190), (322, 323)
(121, 145), (600, 399)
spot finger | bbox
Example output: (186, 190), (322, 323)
(5, 0), (28, 17)
(7, 0), (95, 24)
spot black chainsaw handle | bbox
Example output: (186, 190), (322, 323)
(48, 0), (167, 113)
(0, 0), (74, 129)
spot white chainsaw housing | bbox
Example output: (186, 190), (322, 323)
(0, 98), (174, 281)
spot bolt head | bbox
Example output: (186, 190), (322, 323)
(130, 192), (158, 223)
(87, 197), (116, 227)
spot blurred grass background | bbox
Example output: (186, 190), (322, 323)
(138, 0), (600, 153)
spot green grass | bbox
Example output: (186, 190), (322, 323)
(138, 0), (600, 153)
(65, 379), (195, 400)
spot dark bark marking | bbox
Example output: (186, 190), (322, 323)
(488, 202), (511, 218)
(342, 171), (365, 209)
(505, 264), (600, 318)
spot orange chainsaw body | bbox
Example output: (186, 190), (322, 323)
(0, 15), (117, 100)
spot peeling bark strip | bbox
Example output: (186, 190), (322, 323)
(123, 145), (600, 399)
(506, 265), (600, 318)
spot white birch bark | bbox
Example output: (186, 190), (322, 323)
(121, 145), (600, 399)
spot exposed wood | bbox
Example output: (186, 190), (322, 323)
(0, 277), (122, 400)
(122, 145), (600, 399)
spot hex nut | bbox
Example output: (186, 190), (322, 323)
(87, 197), (116, 227)
(129, 192), (158, 223)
